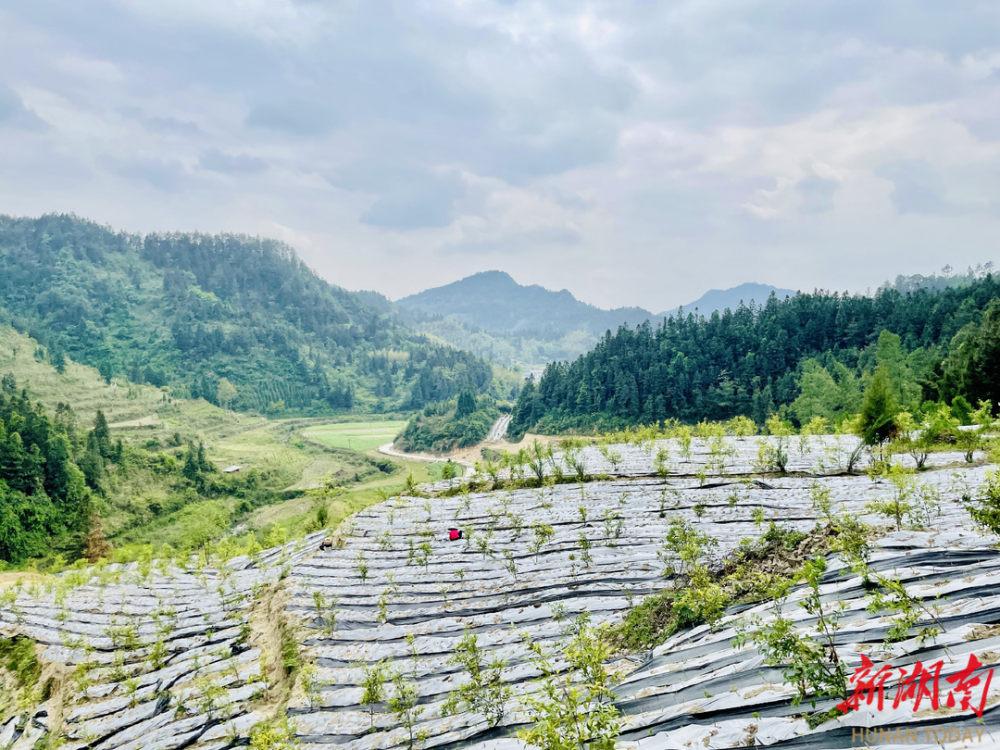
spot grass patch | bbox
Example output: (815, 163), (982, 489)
(303, 420), (407, 452)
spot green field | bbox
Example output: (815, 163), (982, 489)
(303, 421), (407, 452)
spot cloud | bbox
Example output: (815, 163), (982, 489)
(105, 156), (187, 191)
(876, 160), (961, 216)
(245, 99), (340, 136)
(336, 169), (466, 231)
(2, 0), (1000, 310)
(0, 85), (47, 131)
(797, 175), (839, 214)
(199, 147), (267, 174)
(144, 116), (203, 136)
(444, 225), (583, 255)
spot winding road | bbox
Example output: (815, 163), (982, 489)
(485, 413), (511, 442)
(377, 415), (509, 469)
(376, 441), (475, 469)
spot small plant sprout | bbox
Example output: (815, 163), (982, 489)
(442, 630), (512, 727)
(356, 551), (369, 585)
(457, 487), (472, 517)
(302, 660), (322, 708)
(865, 464), (917, 531)
(809, 481), (834, 525)
(416, 541), (433, 572)
(378, 529), (394, 552)
(508, 512), (525, 538)
(517, 626), (621, 750)
(602, 509), (624, 546)
(357, 659), (389, 729)
(475, 531), (495, 560)
(657, 516), (718, 578)
(654, 448), (672, 478)
(733, 557), (848, 722)
(502, 548), (518, 580)
(406, 632), (420, 676)
(377, 593), (390, 624)
(312, 590), (340, 635)
(528, 523), (555, 562)
(577, 533), (593, 567)
(388, 667), (427, 750)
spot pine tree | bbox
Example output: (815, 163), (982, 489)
(0, 427), (32, 496)
(456, 391), (477, 418)
(79, 432), (106, 493)
(84, 513), (113, 563)
(182, 443), (202, 484)
(196, 441), (214, 473)
(859, 364), (899, 446)
(92, 410), (112, 460)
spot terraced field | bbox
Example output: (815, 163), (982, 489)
(303, 422), (408, 453)
(1, 436), (998, 750)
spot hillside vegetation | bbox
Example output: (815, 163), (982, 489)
(395, 271), (799, 369)
(0, 324), (165, 426)
(0, 324), (420, 567)
(0, 214), (503, 416)
(510, 275), (1000, 436)
(395, 391), (502, 453)
(395, 270), (656, 369)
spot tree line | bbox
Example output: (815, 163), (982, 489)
(509, 276), (1000, 436)
(0, 214), (501, 416)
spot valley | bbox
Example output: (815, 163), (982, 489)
(2, 213), (1000, 750)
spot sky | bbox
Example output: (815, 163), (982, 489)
(1, 1), (999, 312)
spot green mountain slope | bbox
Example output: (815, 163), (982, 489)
(509, 277), (1000, 434)
(0, 214), (499, 415)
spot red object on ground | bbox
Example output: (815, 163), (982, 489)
(449, 528), (462, 541)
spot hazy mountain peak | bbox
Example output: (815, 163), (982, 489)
(663, 282), (797, 316)
(397, 271), (654, 335)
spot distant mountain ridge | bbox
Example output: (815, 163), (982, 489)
(398, 271), (797, 333)
(394, 271), (798, 369)
(396, 270), (655, 335)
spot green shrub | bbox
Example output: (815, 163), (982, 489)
(0, 635), (41, 687)
(967, 469), (1000, 536)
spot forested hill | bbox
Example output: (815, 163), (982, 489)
(0, 214), (501, 414)
(509, 277), (1000, 435)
